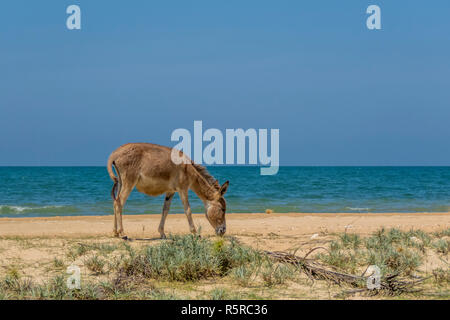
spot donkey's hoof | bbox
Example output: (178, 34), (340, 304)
(121, 235), (129, 241)
(160, 234), (167, 239)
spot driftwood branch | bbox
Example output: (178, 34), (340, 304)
(264, 249), (429, 296)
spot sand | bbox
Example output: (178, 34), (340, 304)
(0, 212), (448, 241)
(0, 212), (448, 299)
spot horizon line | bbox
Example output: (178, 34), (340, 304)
(1, 165), (449, 168)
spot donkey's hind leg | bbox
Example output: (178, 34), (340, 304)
(113, 179), (136, 238)
(158, 192), (175, 239)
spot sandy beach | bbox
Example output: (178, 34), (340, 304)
(1, 212), (448, 260)
(1, 212), (448, 239)
(0, 212), (448, 299)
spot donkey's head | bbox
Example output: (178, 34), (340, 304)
(205, 181), (229, 236)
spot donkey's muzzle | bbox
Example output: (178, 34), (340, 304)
(216, 226), (226, 236)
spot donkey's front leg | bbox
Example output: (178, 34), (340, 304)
(179, 190), (197, 234)
(158, 192), (175, 239)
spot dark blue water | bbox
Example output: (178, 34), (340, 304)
(0, 167), (449, 217)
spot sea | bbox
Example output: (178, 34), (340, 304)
(0, 166), (449, 218)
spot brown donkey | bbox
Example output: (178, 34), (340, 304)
(107, 143), (229, 238)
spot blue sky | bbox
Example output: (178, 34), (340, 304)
(1, 1), (449, 166)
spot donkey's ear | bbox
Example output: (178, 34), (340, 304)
(219, 181), (229, 196)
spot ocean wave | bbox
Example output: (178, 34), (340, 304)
(346, 207), (370, 211)
(0, 204), (79, 215)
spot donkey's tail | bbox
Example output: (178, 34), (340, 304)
(107, 159), (122, 201)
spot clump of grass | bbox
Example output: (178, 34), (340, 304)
(432, 239), (449, 255)
(36, 275), (102, 300)
(318, 228), (424, 277)
(88, 243), (118, 256)
(405, 229), (432, 244)
(433, 228), (450, 238)
(0, 291), (9, 299)
(67, 242), (118, 261)
(329, 240), (342, 251)
(0, 271), (177, 300)
(404, 230), (432, 253)
(99, 278), (137, 299)
(143, 289), (182, 300)
(6, 266), (20, 280)
(0, 275), (33, 298)
(339, 233), (361, 249)
(432, 268), (450, 286)
(366, 246), (421, 276)
(12, 275), (71, 300)
(317, 248), (360, 274)
(231, 265), (254, 286)
(365, 228), (431, 250)
(71, 283), (102, 300)
(209, 288), (229, 300)
(363, 228), (423, 275)
(261, 262), (293, 287)
(67, 243), (90, 260)
(52, 258), (65, 269)
(117, 234), (259, 282)
(84, 255), (106, 274)
(44, 275), (71, 299)
(365, 228), (402, 250)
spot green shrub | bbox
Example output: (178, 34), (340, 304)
(117, 234), (260, 282)
(339, 233), (361, 249)
(261, 262), (293, 287)
(209, 288), (229, 300)
(231, 265), (253, 286)
(318, 228), (423, 277)
(84, 255), (106, 274)
(432, 268), (450, 286)
(432, 239), (449, 255)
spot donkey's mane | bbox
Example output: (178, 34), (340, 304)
(191, 163), (220, 190)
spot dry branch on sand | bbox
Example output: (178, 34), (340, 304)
(264, 249), (430, 297)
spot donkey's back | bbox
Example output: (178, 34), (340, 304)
(107, 143), (187, 197)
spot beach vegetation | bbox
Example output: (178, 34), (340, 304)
(261, 261), (293, 287)
(433, 228), (450, 238)
(432, 268), (450, 287)
(209, 287), (229, 300)
(0, 228), (448, 300)
(317, 228), (426, 276)
(67, 243), (90, 259)
(116, 234), (258, 282)
(84, 255), (106, 275)
(432, 239), (449, 255)
(230, 265), (254, 286)
(52, 258), (65, 269)
(339, 233), (361, 249)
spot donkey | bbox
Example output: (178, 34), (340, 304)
(107, 143), (229, 238)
